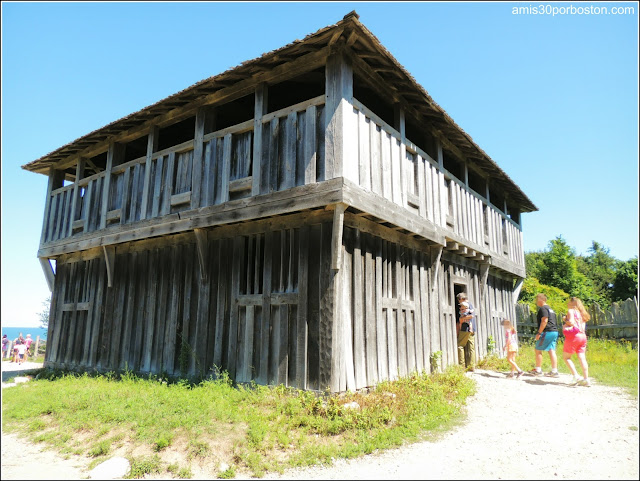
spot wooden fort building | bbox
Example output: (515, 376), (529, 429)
(23, 12), (537, 392)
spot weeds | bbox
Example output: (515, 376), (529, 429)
(2, 366), (474, 478)
(127, 455), (161, 479)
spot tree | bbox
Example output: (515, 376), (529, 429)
(612, 257), (638, 302)
(39, 297), (51, 329)
(577, 241), (617, 307)
(537, 236), (593, 300)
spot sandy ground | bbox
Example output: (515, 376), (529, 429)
(2, 361), (639, 480)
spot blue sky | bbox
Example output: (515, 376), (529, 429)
(2, 2), (638, 327)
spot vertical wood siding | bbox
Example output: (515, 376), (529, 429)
(46, 221), (334, 390)
(351, 98), (524, 269)
(46, 221), (514, 391)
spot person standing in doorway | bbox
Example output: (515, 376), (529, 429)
(456, 292), (476, 371)
(530, 293), (559, 377)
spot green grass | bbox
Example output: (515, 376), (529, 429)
(1, 366), (474, 478)
(478, 338), (638, 396)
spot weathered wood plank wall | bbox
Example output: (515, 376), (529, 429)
(45, 219), (336, 390)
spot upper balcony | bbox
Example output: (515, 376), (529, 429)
(27, 14), (534, 278)
(37, 91), (526, 277)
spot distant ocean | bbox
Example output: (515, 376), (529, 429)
(1, 326), (48, 341)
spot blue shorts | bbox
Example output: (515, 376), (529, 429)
(535, 331), (558, 351)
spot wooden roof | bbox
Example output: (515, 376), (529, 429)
(22, 11), (537, 212)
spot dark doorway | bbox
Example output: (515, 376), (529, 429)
(454, 283), (467, 324)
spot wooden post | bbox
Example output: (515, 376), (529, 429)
(221, 134), (232, 203)
(324, 49), (353, 181)
(39, 168), (65, 246)
(140, 127), (159, 220)
(191, 108), (206, 209)
(68, 158), (85, 237)
(39, 257), (55, 292)
(252, 83), (268, 196)
(100, 142), (122, 229)
(394, 104), (406, 207)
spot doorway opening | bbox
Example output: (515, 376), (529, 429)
(454, 283), (467, 324)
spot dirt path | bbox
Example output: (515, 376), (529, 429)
(2, 366), (638, 480)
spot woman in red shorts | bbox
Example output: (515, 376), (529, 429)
(562, 296), (590, 386)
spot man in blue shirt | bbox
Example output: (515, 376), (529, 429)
(456, 292), (476, 371)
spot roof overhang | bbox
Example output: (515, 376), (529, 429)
(22, 11), (537, 213)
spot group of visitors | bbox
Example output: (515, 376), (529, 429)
(1, 333), (33, 365)
(526, 293), (591, 386)
(456, 292), (591, 387)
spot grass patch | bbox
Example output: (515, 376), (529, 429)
(127, 454), (162, 478)
(478, 338), (638, 396)
(2, 366), (474, 477)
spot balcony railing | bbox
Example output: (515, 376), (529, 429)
(350, 98), (524, 268)
(41, 96), (326, 244)
(40, 94), (523, 269)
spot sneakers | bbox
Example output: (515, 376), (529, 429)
(528, 369), (543, 376)
(507, 373), (515, 378)
(578, 378), (591, 387)
(570, 376), (583, 386)
(544, 371), (560, 378)
(516, 371), (524, 379)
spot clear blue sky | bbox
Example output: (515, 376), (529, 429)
(2, 2), (638, 327)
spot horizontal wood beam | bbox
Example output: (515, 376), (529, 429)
(38, 178), (344, 258)
(341, 179), (445, 247)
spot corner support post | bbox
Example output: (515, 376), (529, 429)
(103, 245), (115, 288)
(39, 257), (55, 292)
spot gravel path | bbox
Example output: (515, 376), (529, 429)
(2, 364), (638, 480)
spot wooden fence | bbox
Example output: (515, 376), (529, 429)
(515, 298), (638, 345)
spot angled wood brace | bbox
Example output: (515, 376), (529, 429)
(194, 228), (208, 281)
(430, 245), (443, 290)
(479, 263), (490, 301)
(512, 278), (524, 304)
(39, 257), (55, 292)
(103, 245), (115, 288)
(331, 203), (347, 271)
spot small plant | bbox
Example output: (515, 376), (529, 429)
(430, 351), (443, 373)
(167, 463), (193, 478)
(188, 440), (211, 459)
(127, 455), (161, 479)
(487, 335), (496, 355)
(153, 434), (173, 452)
(178, 466), (193, 478)
(179, 338), (194, 376)
(218, 465), (236, 479)
(88, 440), (111, 457)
